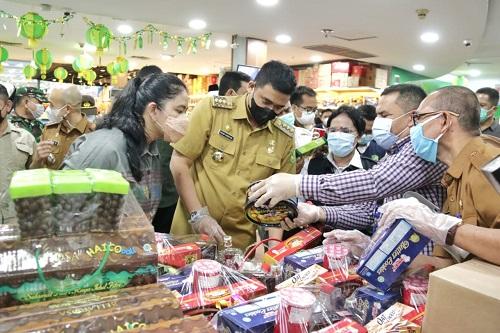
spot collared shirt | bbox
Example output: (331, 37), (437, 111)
(434, 135), (500, 257)
(304, 137), (447, 256)
(170, 94), (295, 249)
(8, 113), (44, 142)
(0, 121), (36, 224)
(39, 114), (94, 169)
(62, 127), (161, 219)
(308, 149), (371, 175)
(482, 118), (500, 138)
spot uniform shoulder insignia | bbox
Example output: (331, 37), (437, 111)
(273, 118), (294, 137)
(211, 96), (235, 110)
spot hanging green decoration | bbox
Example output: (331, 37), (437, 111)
(137, 33), (144, 49)
(83, 69), (97, 85)
(116, 56), (129, 74)
(202, 33), (212, 50)
(188, 38), (198, 55)
(23, 64), (38, 80)
(106, 61), (120, 85)
(72, 54), (94, 77)
(85, 23), (111, 63)
(162, 34), (169, 50)
(34, 48), (53, 79)
(0, 46), (8, 72)
(176, 37), (185, 54)
(18, 12), (48, 48)
(53, 66), (68, 83)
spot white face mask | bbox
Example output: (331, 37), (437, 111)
(27, 101), (45, 119)
(46, 105), (68, 123)
(297, 111), (316, 126)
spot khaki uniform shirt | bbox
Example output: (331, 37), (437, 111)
(170, 94), (296, 249)
(40, 115), (94, 170)
(0, 121), (36, 224)
(434, 135), (500, 257)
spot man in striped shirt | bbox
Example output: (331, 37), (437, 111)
(249, 84), (447, 255)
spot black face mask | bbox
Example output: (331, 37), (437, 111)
(249, 95), (277, 127)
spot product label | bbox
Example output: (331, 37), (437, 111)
(86, 242), (137, 258)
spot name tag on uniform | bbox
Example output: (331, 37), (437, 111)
(218, 130), (234, 141)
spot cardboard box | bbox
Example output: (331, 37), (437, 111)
(313, 318), (367, 333)
(423, 259), (500, 333)
(284, 246), (324, 279)
(176, 278), (267, 312)
(158, 243), (202, 268)
(263, 227), (321, 268)
(345, 286), (401, 325)
(357, 219), (430, 291)
(218, 292), (280, 333)
(276, 264), (328, 290)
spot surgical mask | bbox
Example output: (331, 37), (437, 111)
(372, 113), (408, 150)
(297, 111), (316, 126)
(480, 108), (489, 123)
(279, 112), (295, 127)
(359, 134), (373, 146)
(249, 95), (276, 127)
(327, 132), (357, 157)
(410, 114), (444, 164)
(46, 105), (67, 123)
(28, 101), (45, 119)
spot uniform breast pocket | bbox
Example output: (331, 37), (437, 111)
(254, 153), (282, 178)
(204, 135), (236, 170)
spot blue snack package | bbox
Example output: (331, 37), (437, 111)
(218, 292), (280, 333)
(283, 246), (324, 279)
(345, 285), (401, 325)
(356, 219), (430, 291)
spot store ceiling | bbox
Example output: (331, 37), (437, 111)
(0, 0), (496, 79)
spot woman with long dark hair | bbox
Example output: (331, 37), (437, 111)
(63, 73), (188, 219)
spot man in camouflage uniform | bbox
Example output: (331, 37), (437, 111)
(9, 87), (47, 142)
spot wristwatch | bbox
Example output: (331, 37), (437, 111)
(446, 222), (463, 246)
(188, 207), (209, 225)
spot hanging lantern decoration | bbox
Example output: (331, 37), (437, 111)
(0, 46), (8, 73)
(200, 33), (211, 50)
(176, 37), (185, 54)
(85, 24), (111, 63)
(34, 48), (53, 79)
(53, 66), (68, 83)
(115, 56), (129, 74)
(72, 54), (94, 77)
(135, 33), (144, 49)
(106, 61), (120, 85)
(162, 34), (169, 50)
(18, 12), (48, 48)
(23, 64), (38, 80)
(83, 69), (97, 85)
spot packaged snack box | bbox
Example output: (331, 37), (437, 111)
(345, 286), (401, 325)
(284, 246), (324, 279)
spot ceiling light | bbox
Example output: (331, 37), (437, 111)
(64, 55), (75, 63)
(188, 19), (207, 30)
(117, 24), (133, 35)
(310, 55), (322, 63)
(214, 40), (228, 48)
(420, 32), (439, 43)
(275, 34), (291, 44)
(256, 0), (279, 6)
(469, 69), (481, 77)
(161, 54), (173, 60)
(413, 64), (425, 71)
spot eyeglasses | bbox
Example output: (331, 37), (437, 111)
(299, 106), (318, 114)
(328, 127), (356, 134)
(412, 110), (459, 126)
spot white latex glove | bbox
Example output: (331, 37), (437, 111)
(247, 173), (301, 208)
(378, 197), (462, 245)
(323, 229), (371, 258)
(191, 215), (226, 244)
(164, 113), (188, 143)
(281, 202), (322, 231)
